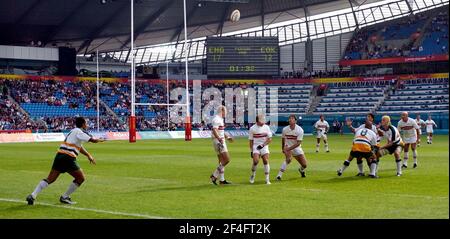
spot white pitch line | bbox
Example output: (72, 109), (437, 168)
(0, 198), (167, 219)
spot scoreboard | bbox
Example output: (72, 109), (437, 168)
(206, 37), (280, 77)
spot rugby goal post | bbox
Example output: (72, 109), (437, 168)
(128, 0), (191, 143)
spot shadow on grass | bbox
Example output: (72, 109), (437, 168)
(132, 179), (289, 193)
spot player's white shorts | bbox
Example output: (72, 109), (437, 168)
(287, 147), (304, 157)
(426, 130), (433, 134)
(316, 131), (327, 140)
(252, 145), (270, 156)
(403, 136), (417, 144)
(212, 140), (228, 154)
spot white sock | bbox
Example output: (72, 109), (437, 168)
(370, 162), (377, 175)
(325, 144), (329, 151)
(31, 180), (49, 199)
(316, 144), (320, 151)
(251, 163), (257, 177)
(212, 164), (220, 178)
(219, 166), (225, 181)
(62, 182), (79, 198)
(413, 150), (418, 164)
(357, 162), (364, 174)
(278, 161), (288, 177)
(300, 166), (306, 173)
(396, 160), (402, 174)
(403, 152), (409, 166)
(264, 164), (270, 182)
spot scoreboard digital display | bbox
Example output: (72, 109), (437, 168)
(206, 37), (280, 77)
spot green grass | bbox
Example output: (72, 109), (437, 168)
(0, 134), (448, 219)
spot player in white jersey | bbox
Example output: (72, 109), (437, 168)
(425, 116), (438, 144)
(376, 115), (404, 176)
(249, 114), (273, 184)
(26, 117), (105, 205)
(210, 106), (234, 185)
(397, 112), (420, 168)
(337, 120), (379, 178)
(276, 115), (308, 180)
(415, 115), (426, 147)
(345, 113), (381, 176)
(314, 115), (330, 153)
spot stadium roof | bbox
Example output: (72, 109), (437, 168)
(0, 0), (344, 53)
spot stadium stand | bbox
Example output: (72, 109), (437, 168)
(1, 75), (448, 133)
(343, 6), (449, 60)
(256, 84), (313, 116)
(377, 78), (449, 114)
(313, 83), (388, 115)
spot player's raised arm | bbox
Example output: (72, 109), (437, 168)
(346, 118), (356, 133)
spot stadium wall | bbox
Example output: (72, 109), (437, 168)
(0, 130), (251, 144)
(0, 126), (447, 144)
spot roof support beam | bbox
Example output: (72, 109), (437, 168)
(261, 0), (265, 36)
(404, 0), (414, 14)
(77, 1), (129, 53)
(44, 0), (90, 46)
(348, 0), (360, 30)
(14, 0), (43, 25)
(121, 0), (176, 49)
(170, 4), (200, 42)
(216, 3), (232, 36)
(301, 1), (310, 40)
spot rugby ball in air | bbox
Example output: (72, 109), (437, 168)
(230, 9), (240, 22)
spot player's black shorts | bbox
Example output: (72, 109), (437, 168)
(350, 150), (374, 160)
(51, 153), (80, 173)
(385, 144), (403, 155)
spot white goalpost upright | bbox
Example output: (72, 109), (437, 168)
(96, 49), (100, 132)
(128, 0), (191, 143)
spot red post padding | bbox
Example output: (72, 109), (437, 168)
(129, 116), (136, 143)
(185, 116), (192, 141)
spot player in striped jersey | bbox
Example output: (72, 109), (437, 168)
(249, 114), (273, 184)
(415, 115), (426, 147)
(425, 116), (438, 144)
(276, 115), (307, 180)
(337, 120), (379, 178)
(397, 112), (420, 168)
(314, 115), (330, 153)
(346, 113), (382, 175)
(26, 117), (105, 205)
(376, 115), (404, 176)
(210, 106), (234, 185)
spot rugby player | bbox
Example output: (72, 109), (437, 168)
(276, 115), (307, 180)
(314, 115), (330, 153)
(26, 117), (105, 205)
(337, 120), (379, 178)
(249, 115), (273, 184)
(425, 116), (438, 144)
(397, 112), (420, 168)
(210, 106), (234, 185)
(376, 115), (404, 176)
